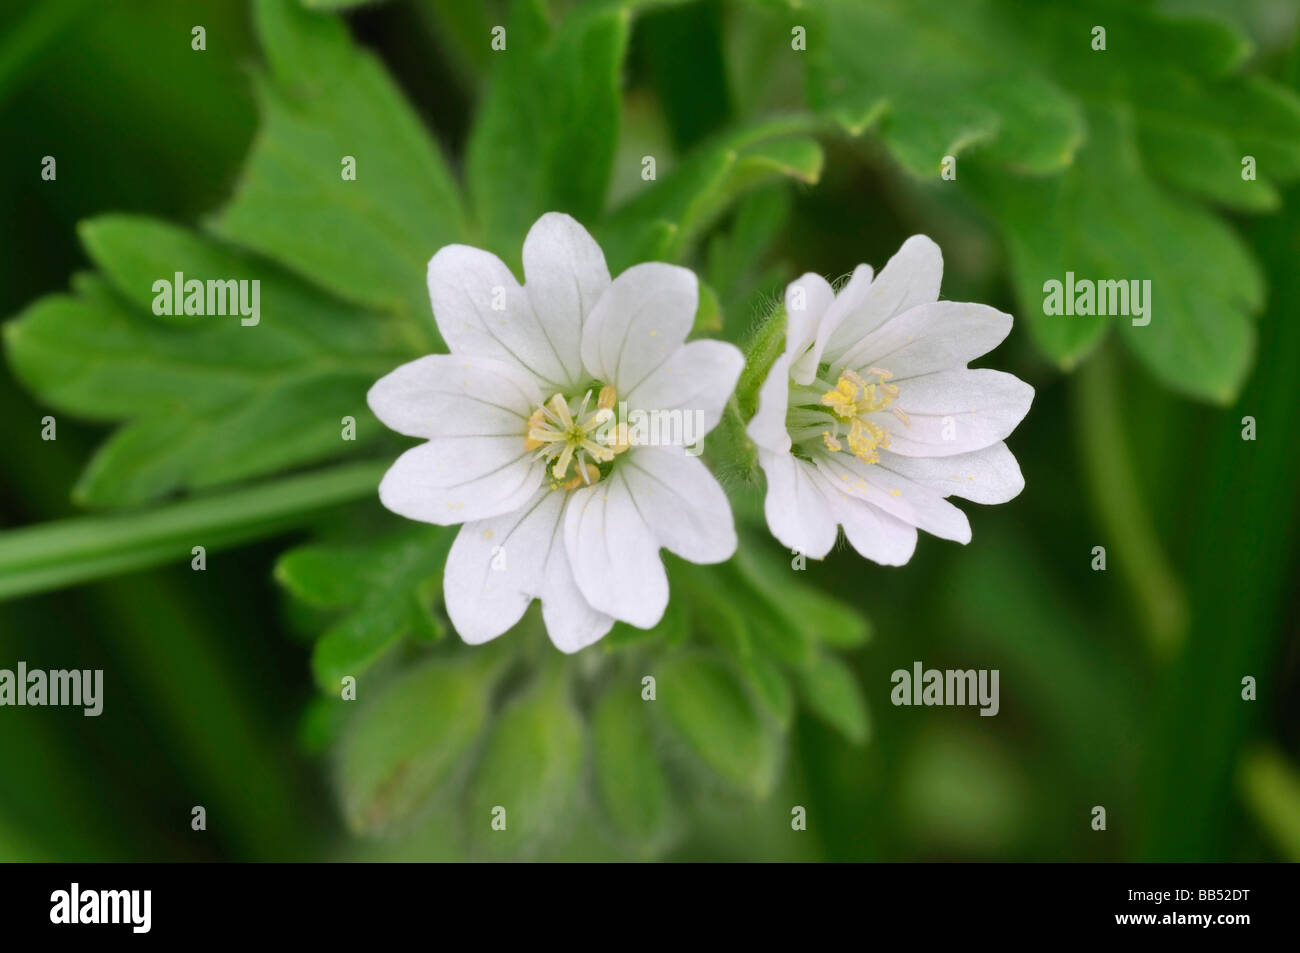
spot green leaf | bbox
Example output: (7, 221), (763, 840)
(798, 651), (870, 745)
(705, 186), (791, 324)
(807, 0), (1084, 175)
(214, 0), (466, 332)
(276, 524), (455, 690)
(1011, 5), (1300, 204)
(654, 651), (779, 797)
(466, 0), (639, 260)
(5, 216), (408, 506)
(803, 0), (1299, 399)
(729, 540), (872, 665)
(971, 107), (1262, 401)
(784, 584), (872, 650)
(605, 591), (689, 650)
(692, 280), (723, 336)
(590, 687), (676, 854)
(0, 460), (387, 602)
(600, 117), (823, 273)
(465, 665), (585, 856)
(336, 654), (495, 835)
(675, 561), (752, 659)
(741, 651), (794, 729)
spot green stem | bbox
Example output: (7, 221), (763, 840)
(736, 306), (787, 420)
(0, 459), (388, 601)
(1073, 344), (1188, 660)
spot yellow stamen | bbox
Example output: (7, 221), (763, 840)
(526, 386), (621, 490)
(816, 367), (902, 466)
(523, 407), (548, 450)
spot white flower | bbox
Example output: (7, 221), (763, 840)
(368, 213), (744, 652)
(746, 236), (1033, 566)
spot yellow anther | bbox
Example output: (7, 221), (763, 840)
(816, 367), (900, 466)
(523, 407), (548, 450)
(527, 387), (621, 490)
(559, 463), (602, 490)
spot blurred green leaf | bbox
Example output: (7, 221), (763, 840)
(466, 0), (639, 260)
(798, 651), (869, 745)
(807, 0), (1084, 175)
(729, 540), (873, 663)
(215, 0), (466, 333)
(5, 216), (406, 505)
(337, 654), (495, 835)
(1238, 744), (1300, 862)
(692, 280), (723, 335)
(705, 186), (791, 324)
(465, 664), (585, 856)
(1013, 3), (1300, 206)
(741, 651), (794, 729)
(277, 524), (455, 690)
(655, 651), (779, 797)
(590, 686), (677, 855)
(972, 107), (1262, 400)
(600, 116), (823, 273)
(606, 590), (689, 650)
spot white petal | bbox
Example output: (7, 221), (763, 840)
(540, 538), (615, 653)
(814, 452), (971, 543)
(626, 339), (744, 439)
(378, 436), (543, 525)
(367, 354), (541, 439)
(879, 443), (1025, 504)
(428, 244), (572, 389)
(746, 354), (793, 454)
(821, 235), (943, 367)
(620, 446), (737, 563)
(443, 492), (560, 643)
(793, 264), (873, 384)
(822, 490), (918, 566)
(874, 368), (1034, 457)
(564, 470), (669, 629)
(444, 490), (613, 650)
(522, 212), (611, 389)
(580, 262), (697, 395)
(757, 449), (838, 559)
(834, 301), (1012, 380)
(784, 272), (836, 369)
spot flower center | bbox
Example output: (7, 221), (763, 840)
(786, 366), (909, 466)
(525, 385), (630, 490)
